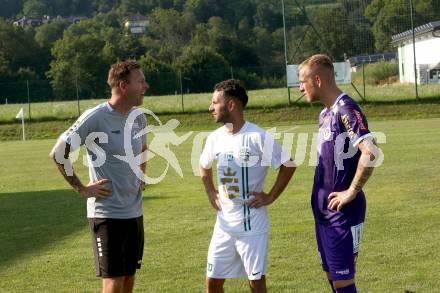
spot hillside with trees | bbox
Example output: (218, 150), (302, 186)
(0, 0), (439, 100)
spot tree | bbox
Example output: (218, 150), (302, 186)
(35, 20), (70, 48)
(254, 0), (282, 31)
(91, 0), (118, 14)
(48, 18), (116, 99)
(365, 0), (409, 52)
(0, 0), (24, 18)
(119, 0), (152, 15)
(23, 0), (49, 17)
(148, 8), (195, 63)
(176, 45), (229, 92)
(184, 0), (255, 29)
(139, 51), (178, 95)
(285, 2), (374, 62)
(0, 19), (45, 101)
(0, 19), (40, 76)
(365, 0), (440, 52)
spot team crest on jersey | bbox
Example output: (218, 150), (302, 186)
(323, 127), (332, 141)
(220, 167), (240, 200)
(226, 151), (234, 161)
(239, 147), (251, 162)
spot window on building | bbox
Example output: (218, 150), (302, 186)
(429, 69), (440, 79)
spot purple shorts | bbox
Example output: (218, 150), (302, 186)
(315, 221), (364, 281)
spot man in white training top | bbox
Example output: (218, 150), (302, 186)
(200, 79), (296, 293)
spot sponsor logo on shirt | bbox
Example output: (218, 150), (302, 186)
(335, 269), (350, 275)
(341, 114), (356, 140)
(352, 109), (368, 131)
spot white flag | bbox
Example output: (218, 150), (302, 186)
(16, 108), (24, 119)
(15, 108), (26, 141)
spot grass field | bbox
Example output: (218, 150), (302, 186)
(1, 84), (439, 123)
(0, 115), (439, 292)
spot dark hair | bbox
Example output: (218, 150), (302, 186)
(107, 60), (141, 88)
(214, 79), (248, 107)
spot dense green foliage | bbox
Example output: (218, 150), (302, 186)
(0, 0), (439, 100)
(352, 60), (399, 85)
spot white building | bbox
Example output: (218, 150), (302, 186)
(391, 20), (440, 84)
(124, 13), (149, 35)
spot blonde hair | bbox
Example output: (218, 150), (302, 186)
(107, 60), (141, 88)
(299, 54), (334, 73)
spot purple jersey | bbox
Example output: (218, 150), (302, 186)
(312, 93), (372, 225)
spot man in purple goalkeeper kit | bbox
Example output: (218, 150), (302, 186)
(298, 54), (378, 293)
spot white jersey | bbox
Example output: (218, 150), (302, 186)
(200, 121), (290, 236)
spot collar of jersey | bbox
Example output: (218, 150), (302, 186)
(326, 92), (347, 114)
(330, 92), (346, 110)
(106, 102), (115, 112)
(222, 121), (249, 136)
(105, 102), (135, 116)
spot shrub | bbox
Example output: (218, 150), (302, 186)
(352, 60), (398, 85)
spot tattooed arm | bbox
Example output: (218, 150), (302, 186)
(328, 137), (376, 211)
(49, 139), (111, 198)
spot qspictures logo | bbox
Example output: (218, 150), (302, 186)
(57, 107), (386, 184)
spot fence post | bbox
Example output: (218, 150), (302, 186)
(282, 0), (291, 105)
(26, 80), (31, 121)
(179, 71), (184, 113)
(409, 0), (419, 99)
(362, 63), (366, 100)
(76, 77), (80, 116)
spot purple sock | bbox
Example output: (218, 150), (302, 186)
(328, 279), (336, 293)
(335, 283), (357, 293)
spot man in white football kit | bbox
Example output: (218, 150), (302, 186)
(200, 79), (296, 293)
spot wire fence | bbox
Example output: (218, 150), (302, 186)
(1, 0), (440, 122)
(282, 0), (440, 101)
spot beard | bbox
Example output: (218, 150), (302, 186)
(215, 105), (231, 123)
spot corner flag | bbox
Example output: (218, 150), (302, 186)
(16, 108), (23, 119)
(15, 108), (25, 141)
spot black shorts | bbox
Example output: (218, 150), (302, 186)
(89, 216), (144, 278)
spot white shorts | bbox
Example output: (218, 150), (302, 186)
(206, 228), (268, 280)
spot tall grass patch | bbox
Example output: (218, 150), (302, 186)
(352, 61), (399, 85)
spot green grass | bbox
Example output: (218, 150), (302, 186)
(1, 90), (440, 141)
(0, 84), (439, 123)
(0, 117), (439, 292)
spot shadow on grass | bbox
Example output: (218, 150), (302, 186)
(0, 189), (162, 268)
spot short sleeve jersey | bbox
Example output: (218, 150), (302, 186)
(312, 93), (372, 225)
(60, 102), (147, 219)
(200, 121), (291, 236)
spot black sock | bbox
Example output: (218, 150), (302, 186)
(328, 279), (336, 293)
